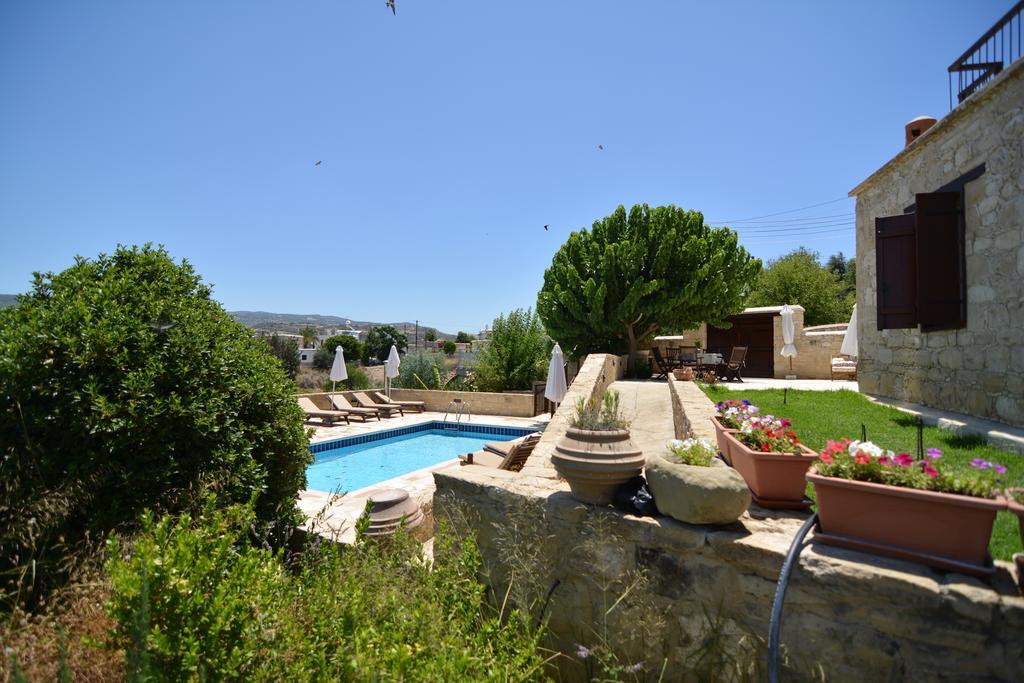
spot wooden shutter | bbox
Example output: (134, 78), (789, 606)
(875, 213), (917, 330)
(915, 192), (965, 331)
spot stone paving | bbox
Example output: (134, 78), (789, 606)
(299, 410), (549, 543)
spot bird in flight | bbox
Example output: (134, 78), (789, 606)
(314, 160), (322, 167)
(597, 144), (604, 150)
(386, 0), (395, 15)
(543, 224), (549, 231)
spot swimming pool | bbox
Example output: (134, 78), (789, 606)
(306, 422), (537, 493)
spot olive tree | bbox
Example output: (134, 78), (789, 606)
(537, 204), (761, 366)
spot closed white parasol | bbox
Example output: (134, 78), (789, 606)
(544, 343), (568, 409)
(384, 344), (401, 398)
(780, 304), (797, 378)
(329, 345), (348, 393)
(840, 305), (858, 357)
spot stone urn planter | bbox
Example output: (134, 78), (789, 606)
(551, 427), (645, 504)
(722, 431), (817, 509)
(646, 450), (749, 525)
(710, 416), (736, 465)
(673, 367), (694, 381)
(362, 488), (425, 539)
(807, 470), (1006, 577)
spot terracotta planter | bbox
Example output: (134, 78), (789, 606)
(551, 427), (645, 504)
(710, 416), (736, 465)
(722, 430), (817, 509)
(673, 367), (694, 381)
(807, 470), (1006, 577)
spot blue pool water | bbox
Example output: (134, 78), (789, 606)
(306, 427), (525, 493)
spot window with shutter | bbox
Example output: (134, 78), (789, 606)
(915, 192), (965, 331)
(875, 212), (917, 330)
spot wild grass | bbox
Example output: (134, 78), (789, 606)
(701, 387), (1024, 560)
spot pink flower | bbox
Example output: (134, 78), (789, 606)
(895, 453), (914, 467)
(780, 418), (792, 428)
(878, 456), (892, 466)
(819, 452), (834, 463)
(853, 452), (871, 465)
(922, 463), (938, 478)
(994, 463), (1007, 475)
(926, 448), (942, 460)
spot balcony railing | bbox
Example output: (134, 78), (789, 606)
(948, 0), (1024, 107)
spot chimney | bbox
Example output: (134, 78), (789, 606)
(905, 116), (937, 147)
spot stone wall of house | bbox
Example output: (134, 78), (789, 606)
(433, 357), (1024, 681)
(852, 59), (1024, 427)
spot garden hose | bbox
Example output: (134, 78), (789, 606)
(767, 511), (819, 683)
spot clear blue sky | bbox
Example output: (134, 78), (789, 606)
(0, 1), (1007, 332)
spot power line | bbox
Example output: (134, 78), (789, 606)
(717, 212), (853, 226)
(726, 220), (855, 233)
(707, 196), (852, 223)
(737, 226), (854, 239)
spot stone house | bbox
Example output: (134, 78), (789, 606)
(850, 53), (1023, 427)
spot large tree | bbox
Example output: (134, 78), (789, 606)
(537, 204), (761, 365)
(362, 325), (408, 363)
(747, 247), (853, 326)
(472, 308), (548, 392)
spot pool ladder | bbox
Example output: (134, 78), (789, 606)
(442, 398), (471, 429)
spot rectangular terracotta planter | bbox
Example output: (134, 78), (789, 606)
(722, 430), (817, 509)
(710, 416), (736, 465)
(807, 469), (1006, 577)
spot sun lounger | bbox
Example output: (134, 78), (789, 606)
(352, 392), (405, 417)
(297, 397), (349, 425)
(482, 432), (542, 457)
(372, 391), (425, 413)
(459, 432), (542, 472)
(328, 393), (382, 421)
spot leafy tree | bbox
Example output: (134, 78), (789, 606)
(313, 334), (363, 370)
(395, 351), (449, 389)
(826, 251), (849, 280)
(0, 245), (310, 600)
(472, 308), (548, 392)
(443, 340), (457, 357)
(455, 331), (474, 343)
(423, 328), (437, 342)
(299, 325), (318, 347)
(537, 204), (761, 366)
(747, 247), (853, 326)
(362, 325), (408, 363)
(266, 334), (300, 379)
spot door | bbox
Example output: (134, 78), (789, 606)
(706, 313), (776, 378)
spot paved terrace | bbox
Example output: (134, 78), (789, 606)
(299, 410), (549, 544)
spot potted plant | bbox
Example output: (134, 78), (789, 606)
(551, 390), (644, 505)
(711, 400), (758, 465)
(722, 413), (817, 509)
(808, 442), (1008, 576)
(673, 366), (694, 381)
(646, 438), (750, 525)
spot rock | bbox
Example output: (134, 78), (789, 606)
(645, 451), (750, 525)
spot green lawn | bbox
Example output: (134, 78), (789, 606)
(701, 386), (1024, 562)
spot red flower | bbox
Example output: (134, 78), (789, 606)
(922, 463), (938, 478)
(761, 443), (770, 452)
(895, 453), (914, 467)
(853, 452), (871, 465)
(819, 452), (834, 463)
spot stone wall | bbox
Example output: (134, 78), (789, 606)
(433, 356), (1024, 681)
(851, 58), (1024, 427)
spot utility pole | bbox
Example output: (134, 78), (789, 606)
(415, 320), (419, 351)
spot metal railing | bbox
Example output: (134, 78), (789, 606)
(948, 1), (1024, 107)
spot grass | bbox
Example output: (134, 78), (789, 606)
(701, 387), (1024, 562)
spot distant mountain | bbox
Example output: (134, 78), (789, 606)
(229, 310), (456, 339)
(0, 294), (19, 308)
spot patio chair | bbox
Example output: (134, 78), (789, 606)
(372, 391), (425, 413)
(352, 391), (405, 417)
(830, 354), (858, 381)
(650, 347), (677, 380)
(297, 396), (349, 426)
(328, 393), (382, 421)
(719, 346), (748, 382)
(459, 432), (542, 472)
(677, 346), (698, 367)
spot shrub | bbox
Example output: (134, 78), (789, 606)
(105, 504), (547, 681)
(443, 340), (456, 357)
(455, 331), (474, 343)
(0, 245), (310, 603)
(362, 325), (407, 363)
(395, 351), (447, 389)
(667, 438), (715, 467)
(313, 334), (362, 370)
(472, 308), (548, 392)
(265, 334), (300, 378)
(320, 363), (371, 391)
(423, 328), (437, 342)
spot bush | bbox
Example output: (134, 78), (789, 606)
(443, 340), (457, 357)
(0, 245), (310, 603)
(395, 351), (447, 389)
(423, 328), (437, 342)
(472, 308), (548, 392)
(313, 334), (363, 370)
(105, 504), (547, 681)
(362, 325), (408, 364)
(455, 331), (474, 344)
(265, 334), (300, 378)
(320, 363), (371, 391)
